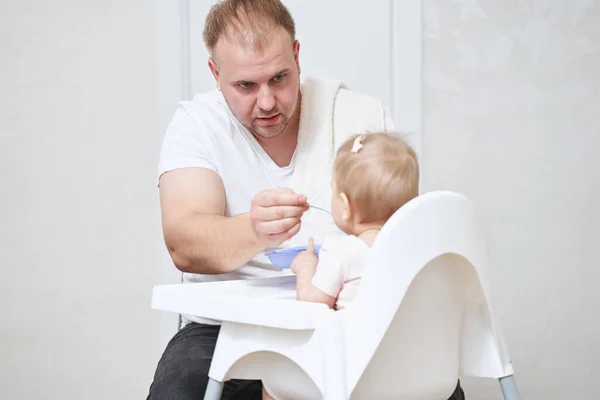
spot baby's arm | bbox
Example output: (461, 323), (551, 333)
(291, 239), (337, 308)
(294, 260), (336, 308)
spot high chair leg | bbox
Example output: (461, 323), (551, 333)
(499, 374), (520, 400)
(204, 378), (224, 400)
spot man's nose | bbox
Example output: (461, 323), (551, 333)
(256, 85), (276, 112)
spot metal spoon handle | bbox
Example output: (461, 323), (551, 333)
(308, 203), (332, 215)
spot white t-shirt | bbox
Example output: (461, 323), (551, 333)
(158, 88), (300, 277)
(158, 89), (313, 324)
(311, 235), (370, 310)
(158, 80), (392, 324)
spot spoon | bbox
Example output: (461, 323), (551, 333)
(307, 203), (332, 216)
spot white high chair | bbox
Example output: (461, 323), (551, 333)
(152, 191), (520, 399)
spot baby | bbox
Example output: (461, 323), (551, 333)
(262, 132), (419, 400)
(292, 131), (420, 310)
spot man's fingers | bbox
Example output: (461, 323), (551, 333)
(252, 205), (308, 222)
(253, 189), (307, 208)
(307, 237), (314, 252)
(256, 217), (301, 236)
(251, 189), (307, 246)
(267, 220), (302, 242)
(286, 220), (302, 239)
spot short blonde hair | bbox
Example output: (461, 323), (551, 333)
(203, 0), (296, 57)
(334, 132), (420, 223)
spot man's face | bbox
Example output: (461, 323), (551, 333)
(209, 28), (301, 139)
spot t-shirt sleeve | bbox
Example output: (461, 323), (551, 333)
(311, 237), (346, 297)
(157, 105), (218, 185)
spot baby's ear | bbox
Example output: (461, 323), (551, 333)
(339, 192), (352, 221)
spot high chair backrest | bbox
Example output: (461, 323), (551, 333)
(342, 191), (512, 399)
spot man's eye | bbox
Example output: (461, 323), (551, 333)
(272, 74), (285, 82)
(239, 82), (253, 89)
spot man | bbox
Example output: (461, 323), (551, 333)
(148, 0), (465, 399)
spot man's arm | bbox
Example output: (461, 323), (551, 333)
(159, 167), (308, 274)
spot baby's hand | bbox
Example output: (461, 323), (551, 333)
(291, 238), (318, 274)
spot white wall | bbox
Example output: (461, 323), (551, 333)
(423, 0), (600, 398)
(0, 1), (180, 399)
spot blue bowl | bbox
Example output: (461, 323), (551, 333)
(266, 245), (322, 269)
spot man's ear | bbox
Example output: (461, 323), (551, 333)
(208, 57), (221, 90)
(293, 40), (301, 75)
(339, 192), (352, 221)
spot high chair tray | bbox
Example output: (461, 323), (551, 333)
(152, 276), (332, 330)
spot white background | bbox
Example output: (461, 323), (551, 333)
(1, 0), (598, 399)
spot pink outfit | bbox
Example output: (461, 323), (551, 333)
(311, 235), (371, 310)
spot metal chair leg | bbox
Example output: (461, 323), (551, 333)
(204, 378), (224, 400)
(499, 374), (521, 400)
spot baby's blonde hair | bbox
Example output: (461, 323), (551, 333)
(334, 132), (420, 224)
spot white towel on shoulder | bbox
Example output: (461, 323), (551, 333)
(291, 76), (395, 244)
(292, 76), (345, 211)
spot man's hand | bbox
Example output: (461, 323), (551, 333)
(250, 188), (309, 248)
(291, 238), (318, 275)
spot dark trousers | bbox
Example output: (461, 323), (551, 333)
(147, 322), (466, 399)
